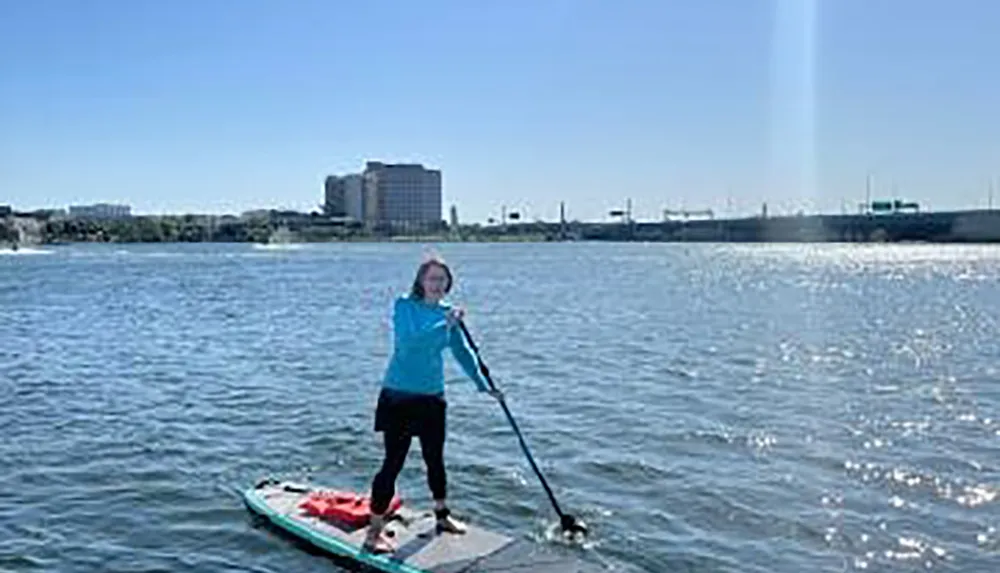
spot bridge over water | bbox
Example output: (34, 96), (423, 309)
(574, 210), (1000, 243)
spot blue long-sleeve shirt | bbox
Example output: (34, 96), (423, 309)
(382, 295), (489, 395)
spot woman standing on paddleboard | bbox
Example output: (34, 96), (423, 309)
(364, 257), (502, 553)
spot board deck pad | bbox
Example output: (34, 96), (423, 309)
(243, 479), (605, 572)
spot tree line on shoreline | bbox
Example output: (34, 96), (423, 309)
(1, 214), (557, 244)
(2, 215), (333, 244)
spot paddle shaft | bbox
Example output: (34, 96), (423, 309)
(457, 321), (569, 522)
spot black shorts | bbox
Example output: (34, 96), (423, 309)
(373, 388), (447, 437)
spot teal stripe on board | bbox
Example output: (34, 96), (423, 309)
(243, 488), (429, 573)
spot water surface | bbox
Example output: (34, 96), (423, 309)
(1, 242), (997, 572)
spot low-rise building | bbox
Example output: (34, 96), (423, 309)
(68, 203), (132, 219)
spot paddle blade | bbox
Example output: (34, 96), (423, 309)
(560, 514), (588, 537)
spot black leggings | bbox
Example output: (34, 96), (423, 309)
(370, 423), (446, 515)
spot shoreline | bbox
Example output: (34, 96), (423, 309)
(6, 207), (1000, 244)
(21, 234), (556, 246)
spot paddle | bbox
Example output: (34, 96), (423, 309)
(457, 320), (588, 537)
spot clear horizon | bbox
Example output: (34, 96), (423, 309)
(2, 0), (998, 223)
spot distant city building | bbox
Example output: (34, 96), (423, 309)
(343, 174), (364, 221)
(324, 175), (346, 217)
(240, 209), (271, 220)
(449, 204), (459, 228)
(68, 203), (131, 219)
(323, 173), (364, 220)
(362, 161), (442, 229)
(22, 208), (67, 221)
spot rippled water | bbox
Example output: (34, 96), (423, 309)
(1, 243), (997, 572)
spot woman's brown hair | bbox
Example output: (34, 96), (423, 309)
(410, 258), (453, 300)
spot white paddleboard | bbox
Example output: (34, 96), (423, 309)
(243, 478), (604, 572)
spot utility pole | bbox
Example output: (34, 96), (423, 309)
(559, 201), (567, 240)
(865, 172), (873, 214)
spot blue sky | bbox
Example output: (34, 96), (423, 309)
(1, 0), (997, 222)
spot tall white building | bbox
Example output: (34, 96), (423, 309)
(343, 174), (364, 221)
(362, 161), (442, 229)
